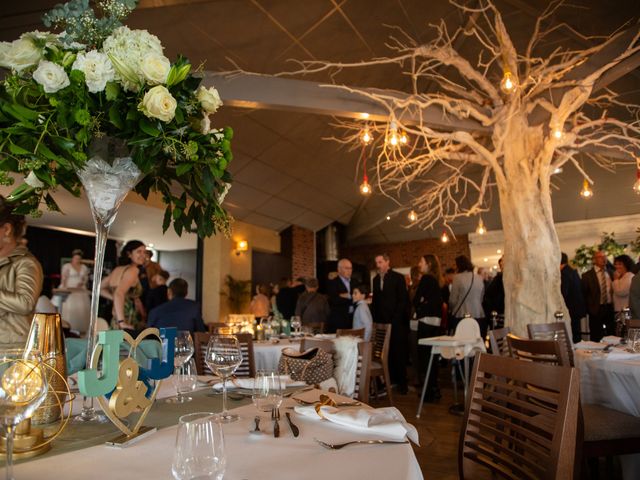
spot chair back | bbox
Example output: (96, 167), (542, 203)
(354, 341), (371, 403)
(193, 332), (255, 377)
(459, 353), (580, 480)
(371, 323), (391, 363)
(306, 322), (325, 334)
(300, 338), (335, 355)
(527, 322), (574, 366)
(454, 316), (481, 340)
(626, 318), (640, 329)
(507, 334), (569, 367)
(336, 328), (365, 338)
(488, 327), (511, 356)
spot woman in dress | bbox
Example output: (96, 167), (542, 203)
(612, 254), (635, 313)
(0, 196), (43, 345)
(249, 283), (271, 319)
(413, 254), (443, 400)
(100, 240), (146, 331)
(60, 249), (91, 333)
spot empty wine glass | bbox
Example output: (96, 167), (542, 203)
(171, 412), (225, 480)
(167, 331), (195, 404)
(290, 316), (302, 336)
(0, 348), (48, 480)
(205, 335), (243, 423)
(252, 371), (283, 413)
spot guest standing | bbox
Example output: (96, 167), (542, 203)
(482, 257), (504, 319)
(0, 197), (43, 345)
(100, 240), (146, 331)
(449, 255), (486, 338)
(560, 252), (586, 343)
(413, 254), (443, 401)
(276, 278), (305, 320)
(249, 284), (271, 318)
(612, 254), (635, 314)
(148, 279), (206, 334)
(581, 250), (614, 341)
(145, 269), (170, 313)
(629, 273), (640, 319)
(294, 277), (330, 330)
(352, 284), (373, 341)
(372, 253), (409, 394)
(60, 248), (91, 333)
(326, 258), (354, 333)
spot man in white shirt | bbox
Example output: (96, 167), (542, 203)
(581, 250), (614, 341)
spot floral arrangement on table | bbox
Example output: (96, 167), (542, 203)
(0, 0), (232, 237)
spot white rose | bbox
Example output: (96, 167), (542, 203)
(0, 38), (42, 72)
(196, 86), (222, 114)
(140, 53), (170, 85)
(72, 50), (114, 93)
(33, 60), (70, 93)
(139, 85), (177, 122)
(25, 171), (44, 189)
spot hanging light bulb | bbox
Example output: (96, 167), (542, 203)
(408, 210), (417, 222)
(385, 214), (391, 221)
(359, 175), (372, 195)
(633, 169), (640, 194)
(399, 130), (408, 144)
(441, 231), (450, 243)
(500, 71), (516, 94)
(476, 218), (487, 235)
(552, 125), (563, 140)
(580, 179), (593, 198)
(361, 127), (372, 145)
(386, 121), (400, 147)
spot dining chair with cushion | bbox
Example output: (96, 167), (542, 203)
(488, 327), (510, 356)
(507, 334), (570, 366)
(368, 323), (393, 405)
(527, 321), (574, 366)
(459, 353), (580, 480)
(193, 332), (255, 377)
(336, 328), (365, 338)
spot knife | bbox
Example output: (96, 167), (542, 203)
(285, 411), (299, 437)
(272, 408), (280, 438)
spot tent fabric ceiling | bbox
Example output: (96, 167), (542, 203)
(2, 0), (639, 247)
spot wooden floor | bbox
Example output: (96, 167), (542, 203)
(368, 365), (624, 480)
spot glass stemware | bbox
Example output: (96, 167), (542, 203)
(290, 316), (302, 337)
(167, 331), (195, 404)
(0, 348), (48, 480)
(252, 371), (283, 413)
(173, 359), (197, 404)
(171, 412), (225, 480)
(205, 335), (242, 423)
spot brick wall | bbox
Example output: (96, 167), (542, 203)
(341, 234), (471, 271)
(290, 226), (315, 279)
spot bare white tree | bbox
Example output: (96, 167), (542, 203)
(289, 0), (640, 335)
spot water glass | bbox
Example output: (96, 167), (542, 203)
(252, 371), (283, 413)
(170, 358), (198, 404)
(175, 331), (195, 368)
(205, 335), (243, 423)
(172, 412), (225, 480)
(628, 328), (640, 353)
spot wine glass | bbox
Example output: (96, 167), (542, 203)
(0, 348), (48, 480)
(205, 335), (243, 423)
(252, 371), (283, 413)
(171, 412), (225, 480)
(167, 331), (195, 404)
(290, 316), (302, 337)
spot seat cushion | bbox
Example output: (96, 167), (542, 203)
(583, 404), (640, 442)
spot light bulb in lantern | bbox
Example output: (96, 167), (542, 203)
(361, 127), (372, 145)
(476, 218), (487, 235)
(633, 169), (640, 194)
(408, 210), (417, 222)
(580, 179), (593, 198)
(441, 231), (449, 243)
(359, 177), (372, 195)
(500, 71), (516, 94)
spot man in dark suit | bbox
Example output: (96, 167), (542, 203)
(371, 253), (409, 394)
(326, 258), (353, 333)
(148, 278), (206, 334)
(581, 250), (613, 342)
(560, 253), (586, 343)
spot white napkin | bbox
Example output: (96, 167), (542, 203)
(574, 341), (608, 350)
(314, 334), (337, 339)
(601, 336), (622, 345)
(212, 375), (306, 391)
(294, 405), (419, 445)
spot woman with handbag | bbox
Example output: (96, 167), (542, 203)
(413, 254), (443, 401)
(449, 255), (486, 338)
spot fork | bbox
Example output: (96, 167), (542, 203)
(292, 397), (361, 407)
(314, 438), (409, 450)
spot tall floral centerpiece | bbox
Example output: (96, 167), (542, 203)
(0, 0), (233, 422)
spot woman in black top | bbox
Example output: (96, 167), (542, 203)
(413, 254), (444, 401)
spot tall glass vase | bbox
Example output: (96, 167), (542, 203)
(74, 136), (142, 422)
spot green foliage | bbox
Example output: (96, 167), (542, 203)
(598, 232), (627, 258)
(572, 232), (628, 271)
(573, 244), (597, 271)
(221, 275), (252, 313)
(628, 228), (640, 255)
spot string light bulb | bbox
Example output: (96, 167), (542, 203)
(386, 121), (400, 147)
(441, 231), (450, 243)
(399, 130), (408, 144)
(633, 169), (640, 194)
(359, 175), (372, 195)
(476, 218), (487, 235)
(386, 215), (391, 221)
(408, 210), (417, 222)
(580, 179), (593, 198)
(500, 71), (516, 94)
(361, 127), (372, 145)
(552, 125), (563, 140)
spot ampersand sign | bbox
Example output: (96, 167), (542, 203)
(109, 357), (152, 418)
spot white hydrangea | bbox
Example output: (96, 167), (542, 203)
(0, 37), (42, 72)
(103, 26), (164, 92)
(72, 50), (115, 93)
(33, 60), (70, 93)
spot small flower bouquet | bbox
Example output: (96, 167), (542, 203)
(0, 0), (232, 237)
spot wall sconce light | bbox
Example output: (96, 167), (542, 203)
(235, 239), (248, 256)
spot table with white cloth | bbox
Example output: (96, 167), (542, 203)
(253, 338), (301, 371)
(11, 379), (423, 480)
(575, 347), (640, 479)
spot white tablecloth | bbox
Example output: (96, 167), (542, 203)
(575, 348), (640, 479)
(253, 339), (300, 371)
(15, 390), (423, 480)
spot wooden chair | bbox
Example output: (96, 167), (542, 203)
(507, 334), (570, 366)
(354, 341), (371, 403)
(626, 318), (640, 329)
(488, 327), (511, 356)
(300, 338), (335, 354)
(193, 332), (255, 377)
(336, 328), (365, 338)
(368, 323), (393, 405)
(459, 353), (580, 480)
(527, 321), (574, 366)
